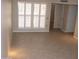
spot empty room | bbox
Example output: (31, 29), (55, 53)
(1, 0), (78, 59)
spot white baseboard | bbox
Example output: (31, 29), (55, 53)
(1, 57), (8, 59)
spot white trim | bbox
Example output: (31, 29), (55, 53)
(13, 29), (49, 32)
(31, 3), (33, 28)
(39, 4), (41, 28)
(24, 0), (26, 28)
(0, 0), (0, 58)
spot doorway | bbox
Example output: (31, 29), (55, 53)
(49, 4), (55, 30)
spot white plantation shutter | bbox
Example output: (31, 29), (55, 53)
(18, 2), (47, 29)
(34, 4), (40, 15)
(13, 0), (51, 32)
(25, 3), (32, 28)
(33, 16), (39, 28)
(18, 1), (25, 28)
(25, 16), (31, 28)
(40, 16), (45, 28)
(18, 16), (24, 28)
(33, 4), (40, 28)
(18, 2), (24, 15)
(40, 4), (46, 16)
(40, 4), (46, 28)
(26, 3), (32, 15)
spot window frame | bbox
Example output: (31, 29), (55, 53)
(18, 2), (47, 29)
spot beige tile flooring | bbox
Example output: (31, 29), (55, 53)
(10, 30), (78, 59)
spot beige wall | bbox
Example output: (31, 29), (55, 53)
(1, 0), (12, 58)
